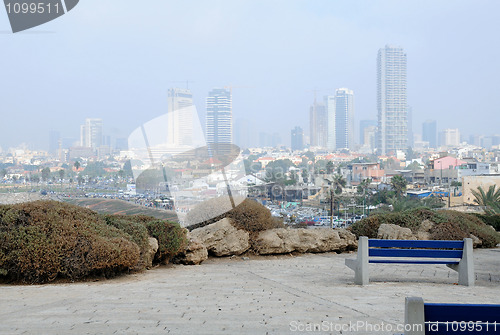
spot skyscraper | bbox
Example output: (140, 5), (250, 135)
(422, 120), (437, 148)
(309, 100), (327, 148)
(439, 128), (460, 147)
(206, 88), (232, 145)
(49, 130), (60, 155)
(80, 118), (103, 149)
(377, 45), (408, 155)
(325, 95), (336, 150)
(291, 126), (304, 151)
(359, 120), (377, 144)
(167, 87), (194, 146)
(334, 88), (355, 150)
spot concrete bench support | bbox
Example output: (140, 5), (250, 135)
(446, 237), (474, 286)
(345, 236), (369, 285)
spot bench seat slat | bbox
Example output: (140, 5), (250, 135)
(369, 239), (464, 249)
(424, 303), (500, 323)
(370, 259), (459, 265)
(369, 248), (463, 258)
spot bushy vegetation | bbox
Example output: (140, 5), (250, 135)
(185, 197), (284, 232)
(0, 201), (187, 284)
(350, 208), (500, 248)
(473, 214), (500, 231)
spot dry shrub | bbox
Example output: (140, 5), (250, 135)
(185, 197), (284, 233)
(430, 222), (469, 241)
(0, 201), (187, 284)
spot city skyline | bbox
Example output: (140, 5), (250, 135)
(1, 1), (500, 151)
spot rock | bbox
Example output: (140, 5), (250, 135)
(419, 219), (434, 232)
(377, 223), (416, 240)
(190, 218), (250, 256)
(337, 228), (358, 249)
(469, 234), (482, 247)
(416, 231), (431, 240)
(176, 236), (208, 265)
(144, 237), (159, 269)
(254, 228), (357, 255)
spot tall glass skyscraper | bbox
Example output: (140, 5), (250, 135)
(309, 99), (327, 148)
(167, 87), (194, 146)
(291, 126), (304, 151)
(206, 88), (232, 145)
(80, 118), (103, 149)
(377, 45), (407, 155)
(334, 88), (355, 150)
(422, 119), (437, 148)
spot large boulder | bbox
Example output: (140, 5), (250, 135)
(175, 235), (208, 265)
(190, 218), (250, 256)
(377, 223), (416, 240)
(254, 228), (357, 255)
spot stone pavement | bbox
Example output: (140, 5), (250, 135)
(1, 248), (499, 335)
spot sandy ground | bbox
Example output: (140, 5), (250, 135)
(1, 248), (499, 335)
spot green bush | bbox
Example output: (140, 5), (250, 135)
(473, 214), (500, 231)
(144, 220), (187, 264)
(0, 201), (188, 284)
(350, 208), (500, 248)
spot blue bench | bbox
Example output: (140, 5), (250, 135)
(404, 297), (500, 334)
(345, 237), (474, 286)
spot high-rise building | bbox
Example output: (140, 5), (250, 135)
(377, 45), (408, 155)
(291, 126), (304, 151)
(80, 118), (103, 149)
(359, 120), (377, 144)
(422, 120), (437, 148)
(334, 88), (355, 150)
(439, 128), (460, 147)
(49, 130), (60, 155)
(167, 87), (194, 146)
(206, 88), (232, 145)
(234, 118), (254, 149)
(325, 95), (336, 150)
(407, 106), (413, 148)
(362, 126), (377, 152)
(309, 100), (327, 148)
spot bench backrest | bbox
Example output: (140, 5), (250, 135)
(405, 297), (500, 334)
(368, 239), (464, 262)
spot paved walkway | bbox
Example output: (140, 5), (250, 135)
(1, 248), (499, 335)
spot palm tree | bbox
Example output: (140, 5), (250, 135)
(390, 175), (407, 198)
(471, 185), (500, 215)
(332, 174), (346, 195)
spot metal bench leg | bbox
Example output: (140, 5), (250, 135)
(404, 297), (425, 335)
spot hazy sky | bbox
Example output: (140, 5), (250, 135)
(1, 0), (499, 150)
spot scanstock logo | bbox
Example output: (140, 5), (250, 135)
(3, 0), (79, 33)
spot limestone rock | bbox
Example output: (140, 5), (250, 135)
(175, 236), (208, 265)
(469, 234), (482, 247)
(190, 218), (250, 256)
(144, 237), (159, 269)
(419, 219), (434, 232)
(377, 223), (416, 240)
(254, 228), (357, 255)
